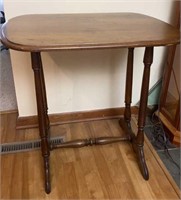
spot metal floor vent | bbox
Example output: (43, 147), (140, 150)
(0, 136), (65, 154)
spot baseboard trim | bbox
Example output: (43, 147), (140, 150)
(16, 106), (138, 130)
(0, 109), (18, 115)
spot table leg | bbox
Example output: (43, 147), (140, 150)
(31, 52), (51, 194)
(133, 47), (154, 180)
(124, 48), (134, 125)
(38, 53), (50, 134)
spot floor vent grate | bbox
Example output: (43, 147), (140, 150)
(0, 136), (64, 154)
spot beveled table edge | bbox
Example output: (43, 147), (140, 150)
(1, 13), (180, 52)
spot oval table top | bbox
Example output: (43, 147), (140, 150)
(1, 13), (180, 52)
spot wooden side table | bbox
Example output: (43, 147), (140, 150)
(1, 13), (180, 194)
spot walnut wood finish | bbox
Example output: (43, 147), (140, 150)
(31, 52), (51, 194)
(38, 54), (50, 133)
(134, 47), (154, 180)
(51, 136), (130, 150)
(124, 48), (134, 124)
(1, 13), (180, 194)
(1, 13), (180, 51)
(121, 47), (153, 180)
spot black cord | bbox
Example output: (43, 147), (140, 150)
(0, 11), (5, 24)
(151, 112), (180, 175)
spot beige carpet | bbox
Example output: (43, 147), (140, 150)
(0, 49), (17, 111)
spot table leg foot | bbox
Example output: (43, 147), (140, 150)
(119, 119), (134, 141)
(119, 118), (149, 180)
(132, 141), (149, 180)
(44, 157), (51, 194)
(131, 46), (153, 180)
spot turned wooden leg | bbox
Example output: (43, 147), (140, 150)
(119, 48), (134, 140)
(133, 47), (154, 180)
(38, 54), (50, 136)
(124, 48), (134, 127)
(31, 52), (51, 194)
(51, 136), (129, 149)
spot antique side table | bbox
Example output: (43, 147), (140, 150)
(1, 13), (180, 194)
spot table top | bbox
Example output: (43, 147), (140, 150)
(1, 13), (180, 52)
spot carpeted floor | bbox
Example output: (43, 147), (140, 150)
(0, 49), (17, 111)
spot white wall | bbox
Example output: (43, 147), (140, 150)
(0, 0), (3, 11)
(4, 0), (175, 117)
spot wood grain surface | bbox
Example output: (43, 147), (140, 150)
(1, 13), (180, 51)
(1, 112), (180, 199)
